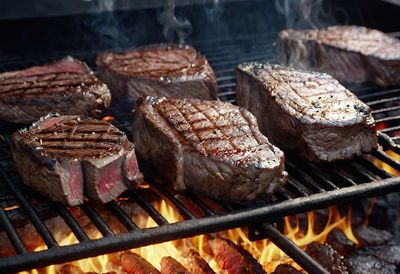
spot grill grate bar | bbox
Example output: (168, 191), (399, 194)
(55, 204), (89, 242)
(0, 169), (58, 248)
(184, 191), (216, 217)
(375, 115), (400, 123)
(106, 202), (140, 231)
(372, 105), (400, 114)
(357, 157), (392, 179)
(80, 205), (114, 237)
(372, 150), (400, 171)
(0, 206), (27, 254)
(358, 87), (400, 100)
(129, 190), (169, 226)
(285, 161), (326, 193)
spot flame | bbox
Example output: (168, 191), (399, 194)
(101, 116), (115, 122)
(18, 197), (359, 274)
(374, 150), (400, 176)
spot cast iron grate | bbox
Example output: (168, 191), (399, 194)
(0, 33), (400, 273)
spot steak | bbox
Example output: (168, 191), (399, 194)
(271, 264), (302, 274)
(121, 252), (160, 274)
(187, 250), (215, 274)
(236, 63), (378, 162)
(160, 256), (191, 274)
(0, 56), (111, 124)
(11, 115), (143, 206)
(278, 25), (400, 86)
(96, 44), (218, 103)
(214, 238), (266, 274)
(132, 96), (287, 203)
(305, 242), (349, 274)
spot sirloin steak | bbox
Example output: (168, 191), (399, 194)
(278, 25), (400, 86)
(96, 44), (218, 103)
(236, 63), (378, 162)
(12, 115), (143, 206)
(0, 56), (111, 123)
(132, 96), (287, 203)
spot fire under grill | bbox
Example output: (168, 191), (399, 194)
(0, 33), (400, 273)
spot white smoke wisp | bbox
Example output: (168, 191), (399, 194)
(157, 0), (192, 44)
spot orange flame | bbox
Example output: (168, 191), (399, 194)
(101, 116), (115, 122)
(18, 198), (359, 274)
(374, 150), (400, 176)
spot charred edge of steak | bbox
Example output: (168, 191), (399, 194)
(0, 56), (111, 124)
(121, 252), (161, 274)
(11, 115), (142, 205)
(214, 237), (266, 274)
(96, 44), (218, 102)
(160, 256), (191, 274)
(188, 250), (216, 274)
(271, 264), (303, 274)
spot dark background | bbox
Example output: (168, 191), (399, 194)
(0, 0), (399, 61)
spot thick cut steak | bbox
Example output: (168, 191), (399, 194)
(236, 63), (377, 162)
(96, 44), (218, 103)
(11, 115), (142, 206)
(0, 56), (111, 123)
(132, 96), (287, 203)
(278, 26), (400, 86)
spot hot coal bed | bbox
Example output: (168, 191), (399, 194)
(1, 0), (400, 273)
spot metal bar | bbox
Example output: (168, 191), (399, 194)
(80, 205), (114, 237)
(372, 150), (400, 171)
(285, 161), (325, 193)
(107, 202), (139, 231)
(129, 190), (169, 226)
(356, 157), (392, 179)
(358, 87), (400, 100)
(284, 179), (310, 196)
(372, 105), (400, 114)
(261, 224), (329, 274)
(366, 96), (400, 106)
(55, 204), (89, 242)
(380, 125), (400, 133)
(375, 115), (400, 123)
(0, 206), (27, 254)
(184, 191), (216, 216)
(1, 177), (399, 273)
(0, 169), (58, 248)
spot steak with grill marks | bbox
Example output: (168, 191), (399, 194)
(132, 96), (287, 203)
(160, 257), (191, 274)
(278, 26), (400, 86)
(96, 44), (218, 103)
(0, 56), (111, 124)
(11, 115), (143, 206)
(236, 63), (378, 162)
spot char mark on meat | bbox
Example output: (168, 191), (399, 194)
(132, 96), (287, 203)
(236, 62), (378, 162)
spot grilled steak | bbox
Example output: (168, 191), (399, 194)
(187, 250), (215, 274)
(271, 264), (302, 274)
(214, 238), (266, 274)
(132, 96), (287, 203)
(236, 63), (378, 162)
(11, 115), (142, 206)
(96, 44), (218, 103)
(0, 56), (111, 124)
(121, 252), (160, 274)
(278, 25), (400, 86)
(160, 257), (191, 274)
(305, 242), (348, 274)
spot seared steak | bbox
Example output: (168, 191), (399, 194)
(214, 238), (266, 274)
(121, 252), (160, 274)
(160, 257), (191, 274)
(305, 242), (348, 274)
(236, 63), (378, 162)
(187, 250), (215, 274)
(0, 56), (111, 123)
(132, 96), (287, 203)
(96, 44), (218, 103)
(11, 115), (142, 206)
(278, 26), (400, 86)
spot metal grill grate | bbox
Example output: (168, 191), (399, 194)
(0, 33), (400, 273)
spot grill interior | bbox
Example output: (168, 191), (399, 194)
(1, 33), (400, 273)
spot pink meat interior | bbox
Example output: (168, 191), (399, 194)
(126, 153), (140, 178)
(98, 161), (120, 194)
(69, 162), (83, 200)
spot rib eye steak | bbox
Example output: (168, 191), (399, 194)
(11, 115), (143, 206)
(278, 26), (400, 87)
(96, 44), (218, 103)
(0, 56), (111, 124)
(236, 63), (378, 162)
(132, 96), (287, 203)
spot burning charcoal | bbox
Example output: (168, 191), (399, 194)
(305, 242), (348, 274)
(272, 264), (302, 274)
(187, 250), (215, 274)
(160, 256), (191, 274)
(355, 226), (393, 247)
(214, 238), (266, 274)
(59, 264), (85, 274)
(346, 254), (397, 274)
(121, 252), (161, 274)
(326, 228), (356, 256)
(358, 245), (400, 266)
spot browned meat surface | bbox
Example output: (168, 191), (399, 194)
(97, 44), (218, 103)
(214, 238), (266, 274)
(11, 115), (143, 206)
(187, 250), (215, 274)
(59, 264), (85, 274)
(305, 242), (348, 274)
(355, 226), (393, 247)
(326, 228), (356, 256)
(160, 256), (191, 274)
(272, 264), (302, 274)
(132, 96), (287, 203)
(121, 252), (160, 274)
(236, 63), (377, 162)
(0, 56), (111, 123)
(278, 26), (400, 86)
(346, 254), (397, 274)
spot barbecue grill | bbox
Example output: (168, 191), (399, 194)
(1, 1), (400, 273)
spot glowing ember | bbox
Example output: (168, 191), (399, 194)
(18, 199), (359, 274)
(102, 116), (115, 122)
